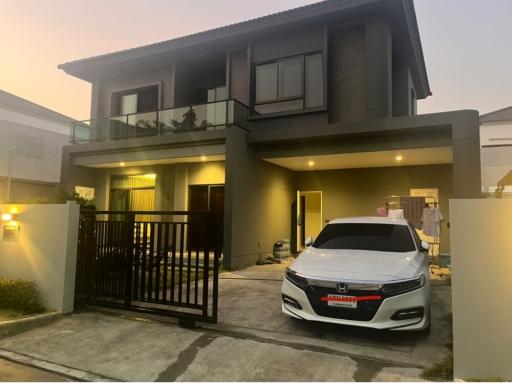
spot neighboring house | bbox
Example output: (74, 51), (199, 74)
(0, 90), (73, 203)
(480, 106), (512, 196)
(58, 0), (481, 269)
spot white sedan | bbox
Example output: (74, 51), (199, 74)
(282, 217), (431, 331)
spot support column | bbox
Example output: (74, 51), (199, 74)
(365, 18), (392, 119)
(451, 110), (482, 198)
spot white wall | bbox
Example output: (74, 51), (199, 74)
(450, 199), (512, 380)
(0, 106), (70, 184)
(0, 202), (80, 313)
(480, 120), (512, 193)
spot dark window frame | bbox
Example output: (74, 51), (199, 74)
(251, 51), (324, 116)
(110, 83), (161, 116)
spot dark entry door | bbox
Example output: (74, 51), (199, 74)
(188, 185), (224, 251)
(209, 186), (225, 251)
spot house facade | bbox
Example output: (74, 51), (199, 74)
(480, 106), (512, 196)
(0, 90), (73, 203)
(59, 0), (481, 268)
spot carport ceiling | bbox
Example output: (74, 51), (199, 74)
(264, 147), (453, 171)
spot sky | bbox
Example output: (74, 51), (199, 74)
(0, 0), (511, 121)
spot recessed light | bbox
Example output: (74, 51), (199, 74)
(201, 156), (207, 161)
(395, 155), (403, 162)
(308, 160), (315, 167)
(120, 162), (125, 167)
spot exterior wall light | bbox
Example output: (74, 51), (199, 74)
(308, 160), (315, 167)
(2, 212), (19, 240)
(395, 155), (403, 162)
(1, 213), (13, 221)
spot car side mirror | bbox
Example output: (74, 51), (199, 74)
(421, 240), (430, 252)
(305, 236), (313, 247)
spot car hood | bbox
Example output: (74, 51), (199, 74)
(290, 247), (423, 283)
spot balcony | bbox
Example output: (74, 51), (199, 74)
(71, 99), (248, 144)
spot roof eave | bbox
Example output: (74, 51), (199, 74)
(399, 0), (431, 99)
(58, 0), (379, 82)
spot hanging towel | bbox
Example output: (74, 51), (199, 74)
(400, 196), (425, 229)
(421, 206), (444, 237)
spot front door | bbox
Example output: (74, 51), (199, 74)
(296, 191), (323, 251)
(188, 185), (224, 251)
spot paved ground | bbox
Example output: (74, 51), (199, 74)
(213, 260), (453, 368)
(0, 357), (70, 381)
(0, 260), (451, 381)
(0, 312), (427, 382)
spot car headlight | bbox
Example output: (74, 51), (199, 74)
(381, 275), (425, 296)
(285, 268), (308, 289)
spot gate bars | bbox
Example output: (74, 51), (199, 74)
(75, 210), (221, 323)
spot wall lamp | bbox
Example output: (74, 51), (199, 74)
(2, 211), (20, 240)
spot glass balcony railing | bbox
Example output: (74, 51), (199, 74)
(71, 99), (248, 144)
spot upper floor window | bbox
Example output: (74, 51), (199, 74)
(112, 85), (159, 115)
(253, 52), (323, 115)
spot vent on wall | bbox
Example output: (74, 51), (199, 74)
(15, 134), (44, 159)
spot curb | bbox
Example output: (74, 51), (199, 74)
(0, 312), (63, 340)
(0, 349), (118, 382)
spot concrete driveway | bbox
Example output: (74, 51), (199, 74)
(0, 260), (451, 381)
(209, 259), (452, 369)
(0, 311), (429, 382)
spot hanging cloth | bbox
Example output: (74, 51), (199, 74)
(400, 196), (425, 229)
(421, 206), (444, 237)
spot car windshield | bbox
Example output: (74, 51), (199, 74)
(312, 223), (416, 252)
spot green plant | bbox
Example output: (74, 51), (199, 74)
(421, 353), (453, 381)
(0, 278), (45, 314)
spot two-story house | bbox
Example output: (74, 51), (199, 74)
(0, 90), (73, 203)
(480, 106), (512, 196)
(59, 0), (481, 269)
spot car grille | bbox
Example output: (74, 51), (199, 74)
(306, 283), (383, 321)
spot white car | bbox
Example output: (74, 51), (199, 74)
(282, 217), (431, 331)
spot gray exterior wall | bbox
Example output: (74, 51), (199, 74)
(224, 126), (296, 268)
(329, 26), (366, 123)
(86, 15), (414, 125)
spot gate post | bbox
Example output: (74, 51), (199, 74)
(124, 213), (135, 308)
(85, 214), (95, 303)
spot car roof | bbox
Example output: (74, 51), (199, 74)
(328, 217), (409, 225)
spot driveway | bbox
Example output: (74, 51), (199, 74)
(210, 259), (452, 369)
(0, 260), (451, 381)
(0, 312), (427, 382)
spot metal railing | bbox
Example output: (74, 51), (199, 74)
(71, 99), (248, 144)
(75, 210), (221, 323)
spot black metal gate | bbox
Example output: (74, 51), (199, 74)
(75, 210), (220, 323)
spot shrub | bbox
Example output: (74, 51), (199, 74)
(0, 278), (45, 314)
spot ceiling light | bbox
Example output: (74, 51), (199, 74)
(308, 160), (315, 167)
(395, 155), (403, 162)
(120, 162), (125, 167)
(201, 156), (207, 161)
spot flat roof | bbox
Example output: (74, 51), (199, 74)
(58, 0), (431, 99)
